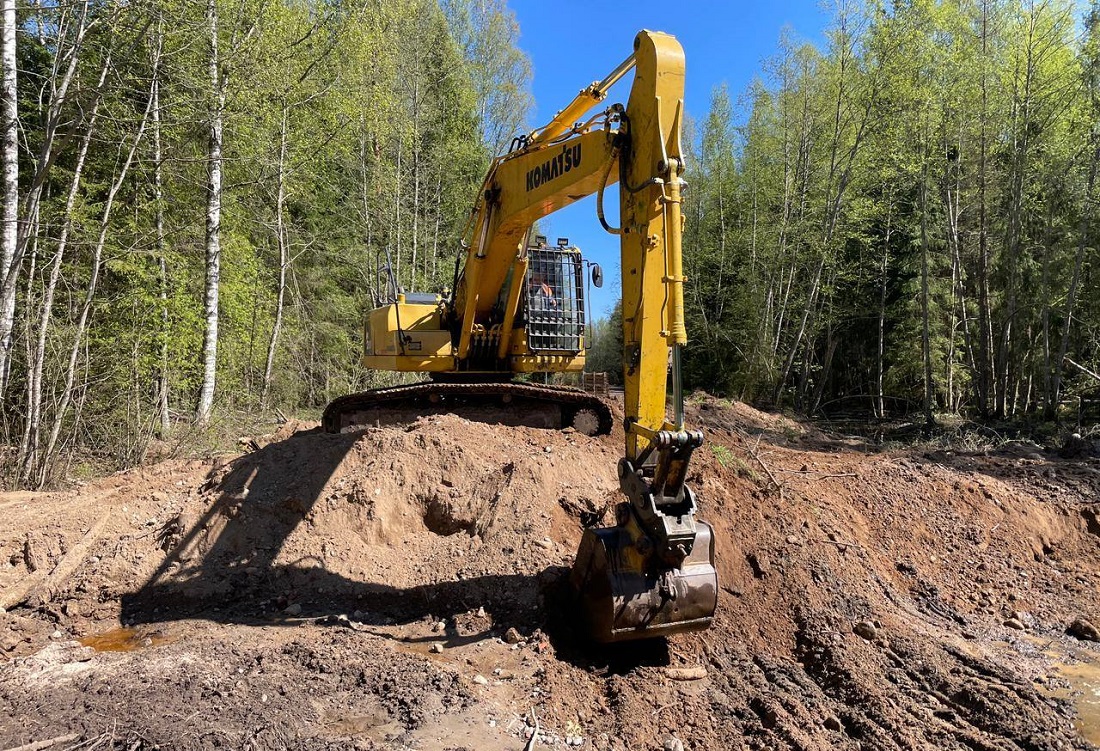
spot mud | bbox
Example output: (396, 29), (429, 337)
(1, 396), (1099, 750)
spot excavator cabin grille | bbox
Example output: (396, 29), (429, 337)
(525, 247), (585, 354)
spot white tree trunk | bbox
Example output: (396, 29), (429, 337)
(0, 0), (17, 395)
(0, 0), (90, 400)
(196, 0), (225, 424)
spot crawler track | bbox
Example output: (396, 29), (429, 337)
(322, 380), (614, 436)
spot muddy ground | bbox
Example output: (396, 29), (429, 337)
(2, 396), (1100, 750)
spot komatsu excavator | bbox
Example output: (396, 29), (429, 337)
(324, 30), (717, 643)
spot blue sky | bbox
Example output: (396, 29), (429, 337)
(508, 1), (830, 318)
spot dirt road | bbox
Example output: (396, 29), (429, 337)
(2, 397), (1100, 750)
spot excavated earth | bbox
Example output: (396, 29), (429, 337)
(3, 396), (1100, 750)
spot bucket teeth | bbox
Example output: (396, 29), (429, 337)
(570, 520), (717, 643)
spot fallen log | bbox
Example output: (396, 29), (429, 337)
(0, 511), (112, 611)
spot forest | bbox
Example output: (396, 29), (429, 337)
(678, 0), (1100, 425)
(0, 0), (530, 486)
(1, 0), (1099, 489)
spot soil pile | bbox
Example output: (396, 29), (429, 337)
(2, 397), (1100, 750)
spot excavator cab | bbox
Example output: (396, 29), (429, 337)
(522, 237), (586, 354)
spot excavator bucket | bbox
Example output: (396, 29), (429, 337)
(570, 519), (717, 643)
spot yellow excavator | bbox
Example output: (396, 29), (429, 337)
(324, 30), (717, 643)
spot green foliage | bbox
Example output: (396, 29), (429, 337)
(585, 300), (623, 384)
(0, 0), (529, 485)
(681, 0), (1100, 422)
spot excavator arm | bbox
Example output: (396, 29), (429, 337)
(451, 30), (717, 642)
(567, 31), (717, 642)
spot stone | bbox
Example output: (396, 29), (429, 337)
(663, 738), (684, 751)
(503, 627), (524, 644)
(664, 666), (707, 681)
(284, 603), (302, 616)
(853, 621), (877, 641)
(432, 620), (446, 633)
(429, 642), (444, 654)
(1003, 618), (1025, 630)
(824, 715), (843, 731)
(1068, 617), (1100, 642)
(472, 674), (488, 685)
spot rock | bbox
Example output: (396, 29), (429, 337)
(1068, 617), (1100, 642)
(824, 715), (843, 731)
(284, 603), (302, 616)
(429, 642), (444, 654)
(535, 538), (554, 550)
(896, 560), (917, 576)
(664, 666), (707, 681)
(853, 621), (877, 641)
(503, 627), (524, 644)
(786, 535), (802, 546)
(663, 737), (684, 751)
(472, 674), (488, 685)
(432, 620), (446, 633)
(50, 630), (63, 640)
(1003, 618), (1025, 630)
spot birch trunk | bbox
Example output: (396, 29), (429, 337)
(0, 0), (16, 396)
(0, 0), (91, 399)
(196, 0), (225, 424)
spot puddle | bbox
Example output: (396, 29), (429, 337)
(79, 626), (171, 652)
(992, 632), (1100, 744)
(1048, 657), (1100, 745)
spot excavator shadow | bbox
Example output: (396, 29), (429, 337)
(118, 427), (669, 673)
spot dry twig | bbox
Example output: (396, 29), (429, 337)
(523, 707), (540, 751)
(2, 733), (80, 751)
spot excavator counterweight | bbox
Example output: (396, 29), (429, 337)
(324, 30), (717, 643)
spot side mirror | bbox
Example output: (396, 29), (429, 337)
(591, 263), (604, 289)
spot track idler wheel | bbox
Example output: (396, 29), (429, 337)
(569, 515), (717, 643)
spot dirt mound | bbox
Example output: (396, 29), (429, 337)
(2, 403), (1100, 750)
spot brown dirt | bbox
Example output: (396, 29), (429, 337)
(2, 396), (1100, 750)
